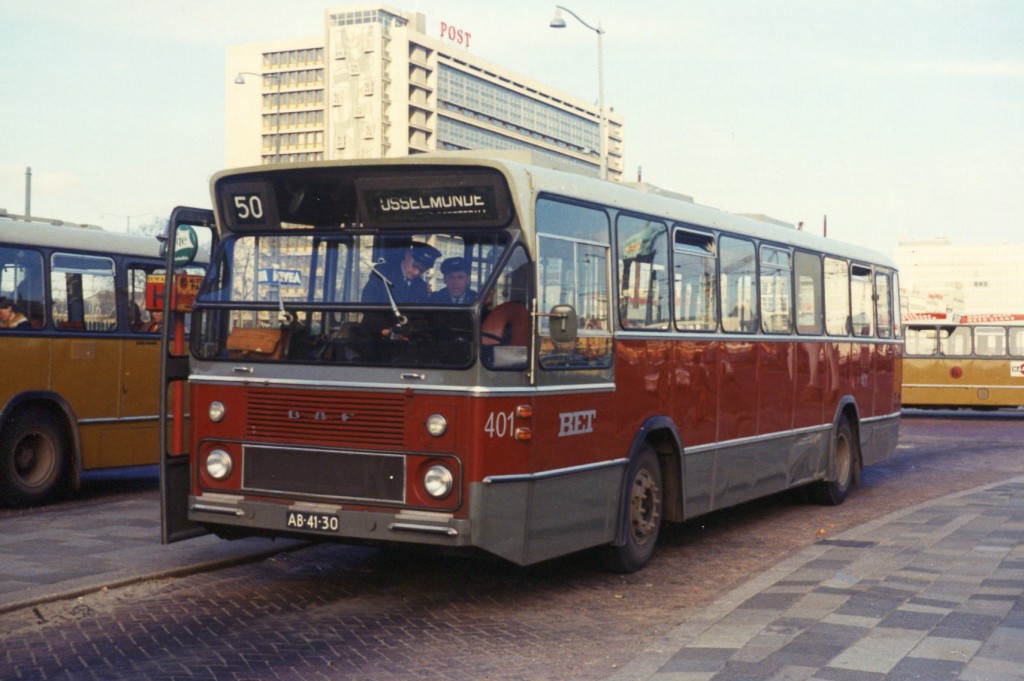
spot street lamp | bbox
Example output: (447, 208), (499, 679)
(550, 5), (606, 180)
(235, 71), (283, 161)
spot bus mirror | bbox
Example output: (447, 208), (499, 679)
(548, 304), (578, 344)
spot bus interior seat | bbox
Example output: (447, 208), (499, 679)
(482, 302), (529, 346)
(226, 326), (291, 360)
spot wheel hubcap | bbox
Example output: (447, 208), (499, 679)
(835, 433), (852, 487)
(629, 468), (661, 544)
(14, 432), (56, 487)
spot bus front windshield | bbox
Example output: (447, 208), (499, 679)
(192, 230), (525, 369)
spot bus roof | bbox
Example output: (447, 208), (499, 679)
(0, 212), (164, 259)
(210, 151), (896, 270)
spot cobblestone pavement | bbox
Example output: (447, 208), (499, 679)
(0, 412), (1022, 680)
(611, 477), (1024, 681)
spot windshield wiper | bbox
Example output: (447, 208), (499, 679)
(370, 260), (409, 333)
(277, 298), (296, 325)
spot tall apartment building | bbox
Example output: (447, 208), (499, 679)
(225, 4), (625, 180)
(894, 238), (1024, 316)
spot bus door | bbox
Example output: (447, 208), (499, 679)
(49, 252), (123, 465)
(530, 198), (617, 557)
(118, 262), (164, 466)
(160, 207), (215, 544)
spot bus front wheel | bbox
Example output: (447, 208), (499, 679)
(812, 416), (856, 506)
(605, 446), (662, 573)
(0, 408), (68, 507)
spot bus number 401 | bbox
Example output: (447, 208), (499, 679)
(484, 410), (515, 438)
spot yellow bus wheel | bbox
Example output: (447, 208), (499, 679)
(0, 408), (68, 507)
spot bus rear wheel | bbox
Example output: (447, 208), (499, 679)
(606, 446), (662, 573)
(0, 408), (68, 507)
(812, 416), (856, 506)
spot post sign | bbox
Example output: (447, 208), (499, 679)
(440, 21), (472, 48)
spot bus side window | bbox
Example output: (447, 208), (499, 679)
(616, 215), (669, 330)
(128, 266), (157, 332)
(794, 251), (823, 335)
(875, 271), (893, 339)
(720, 236), (757, 333)
(51, 253), (116, 332)
(1010, 327), (1024, 357)
(974, 326), (1006, 357)
(824, 257), (850, 336)
(481, 246), (531, 371)
(905, 328), (937, 356)
(941, 327), (971, 356)
(673, 228), (717, 331)
(850, 265), (874, 337)
(760, 246), (792, 334)
(0, 247), (45, 328)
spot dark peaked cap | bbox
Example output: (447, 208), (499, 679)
(441, 257), (470, 275)
(410, 243), (442, 269)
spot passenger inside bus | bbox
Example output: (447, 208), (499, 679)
(147, 310), (164, 333)
(0, 296), (31, 330)
(429, 257), (478, 304)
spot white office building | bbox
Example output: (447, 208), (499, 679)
(225, 4), (624, 180)
(894, 238), (1024, 316)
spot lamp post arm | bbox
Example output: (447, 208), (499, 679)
(550, 5), (608, 179)
(555, 5), (604, 35)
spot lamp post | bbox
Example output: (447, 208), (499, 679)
(550, 5), (606, 180)
(235, 71), (283, 161)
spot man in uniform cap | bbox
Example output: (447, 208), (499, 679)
(430, 257), (478, 304)
(361, 241), (441, 305)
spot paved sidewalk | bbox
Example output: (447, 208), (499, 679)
(0, 491), (305, 615)
(610, 476), (1024, 681)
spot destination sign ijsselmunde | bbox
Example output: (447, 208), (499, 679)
(366, 185), (498, 223)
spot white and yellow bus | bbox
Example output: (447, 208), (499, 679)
(1, 211), (199, 506)
(903, 313), (1024, 410)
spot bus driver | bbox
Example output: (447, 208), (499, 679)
(361, 242), (441, 305)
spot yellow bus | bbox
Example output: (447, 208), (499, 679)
(1, 211), (191, 506)
(902, 313), (1024, 410)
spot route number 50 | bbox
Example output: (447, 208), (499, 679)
(233, 194), (264, 222)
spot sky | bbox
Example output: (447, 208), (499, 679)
(2, 0), (1022, 257)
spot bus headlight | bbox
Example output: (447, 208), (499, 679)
(208, 401), (226, 422)
(205, 449), (233, 480)
(425, 413), (448, 437)
(424, 465), (453, 498)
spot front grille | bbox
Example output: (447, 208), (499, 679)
(246, 389), (406, 447)
(243, 444), (405, 502)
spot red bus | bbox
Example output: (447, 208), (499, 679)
(161, 153), (902, 572)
